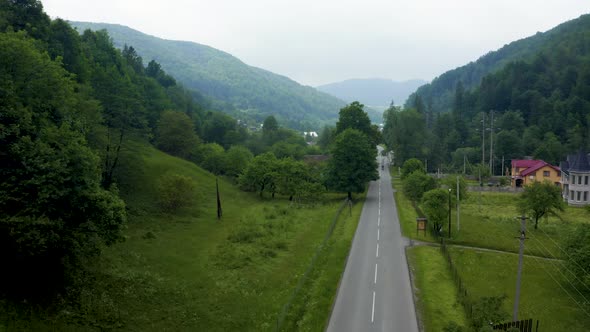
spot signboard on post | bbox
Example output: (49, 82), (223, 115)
(416, 217), (427, 236)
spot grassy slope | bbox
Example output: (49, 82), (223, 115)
(1, 141), (360, 331)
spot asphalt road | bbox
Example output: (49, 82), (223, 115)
(327, 155), (419, 332)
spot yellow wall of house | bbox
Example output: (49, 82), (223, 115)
(518, 165), (561, 187)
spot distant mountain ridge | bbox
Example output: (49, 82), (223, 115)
(70, 22), (382, 130)
(406, 13), (590, 113)
(317, 78), (426, 109)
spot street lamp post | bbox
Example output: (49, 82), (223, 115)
(448, 188), (452, 238)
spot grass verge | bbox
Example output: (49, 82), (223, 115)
(407, 246), (468, 332)
(280, 193), (365, 331)
(392, 176), (436, 243)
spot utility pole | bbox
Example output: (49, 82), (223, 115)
(481, 113), (486, 166)
(513, 215), (528, 321)
(216, 177), (223, 220)
(478, 168), (482, 212)
(448, 188), (452, 238)
(463, 155), (466, 174)
(489, 110), (494, 175)
(456, 176), (460, 232)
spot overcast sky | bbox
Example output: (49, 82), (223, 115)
(42, 0), (589, 86)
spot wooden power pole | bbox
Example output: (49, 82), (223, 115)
(216, 177), (222, 220)
(513, 215), (528, 320)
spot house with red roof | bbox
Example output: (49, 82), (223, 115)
(511, 159), (561, 188)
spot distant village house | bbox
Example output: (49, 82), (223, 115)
(510, 159), (561, 188)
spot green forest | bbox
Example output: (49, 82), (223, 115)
(388, 13), (590, 171)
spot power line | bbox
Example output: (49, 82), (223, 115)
(535, 225), (590, 280)
(527, 233), (590, 294)
(523, 242), (590, 320)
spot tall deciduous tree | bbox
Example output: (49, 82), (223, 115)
(325, 129), (378, 200)
(0, 32), (126, 297)
(383, 108), (427, 165)
(518, 181), (564, 229)
(239, 152), (279, 197)
(156, 110), (200, 159)
(422, 189), (450, 235)
(336, 101), (379, 146)
(225, 146), (254, 178)
(276, 158), (309, 201)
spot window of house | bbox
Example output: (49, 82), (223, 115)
(577, 191), (581, 201)
(586, 176), (589, 185)
(579, 176), (583, 185)
(571, 190), (574, 199)
(543, 171), (550, 177)
(585, 192), (588, 202)
(572, 175), (576, 184)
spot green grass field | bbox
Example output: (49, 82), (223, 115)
(0, 141), (362, 331)
(392, 176), (590, 258)
(407, 246), (468, 332)
(449, 247), (590, 331)
(394, 174), (590, 331)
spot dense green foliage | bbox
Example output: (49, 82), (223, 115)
(0, 8), (129, 297)
(422, 189), (450, 234)
(68, 22), (387, 130)
(403, 172), (437, 202)
(156, 110), (200, 158)
(401, 158), (426, 179)
(335, 101), (381, 146)
(326, 128), (378, 200)
(390, 14), (590, 170)
(564, 223), (590, 292)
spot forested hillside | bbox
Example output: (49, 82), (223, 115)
(0, 0), (216, 298)
(317, 78), (426, 109)
(406, 14), (590, 114)
(0, 3), (388, 330)
(69, 22), (380, 130)
(385, 13), (590, 171)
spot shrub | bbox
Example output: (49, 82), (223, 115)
(403, 172), (437, 202)
(401, 158), (426, 179)
(157, 173), (196, 212)
(471, 296), (508, 330)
